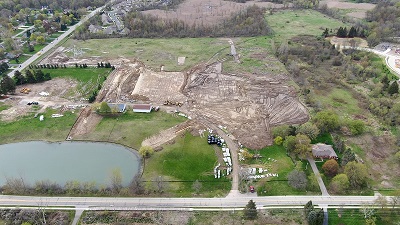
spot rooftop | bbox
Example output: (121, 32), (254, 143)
(312, 143), (338, 158)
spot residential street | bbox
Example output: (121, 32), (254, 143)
(6, 1), (113, 78)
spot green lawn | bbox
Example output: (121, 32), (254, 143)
(77, 111), (187, 149)
(63, 38), (229, 71)
(143, 132), (231, 197)
(9, 54), (30, 64)
(0, 109), (78, 145)
(329, 208), (400, 225)
(266, 9), (347, 41)
(22, 44), (46, 55)
(41, 67), (111, 83)
(247, 145), (318, 195)
(0, 102), (11, 112)
(40, 67), (112, 98)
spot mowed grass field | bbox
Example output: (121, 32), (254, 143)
(0, 109), (77, 144)
(143, 132), (231, 197)
(266, 10), (347, 40)
(247, 145), (319, 196)
(76, 111), (187, 149)
(41, 67), (112, 98)
(64, 38), (230, 71)
(41, 68), (112, 83)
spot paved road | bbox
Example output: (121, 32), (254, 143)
(12, 25), (35, 39)
(342, 46), (400, 77)
(6, 2), (113, 78)
(0, 195), (386, 209)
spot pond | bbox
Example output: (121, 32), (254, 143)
(0, 141), (141, 187)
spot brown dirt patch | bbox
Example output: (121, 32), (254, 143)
(143, 0), (284, 26)
(320, 0), (375, 19)
(328, 36), (369, 48)
(0, 78), (80, 122)
(185, 62), (309, 149)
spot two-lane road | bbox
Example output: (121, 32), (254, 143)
(0, 195), (386, 209)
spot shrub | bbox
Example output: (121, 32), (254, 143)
(139, 146), (154, 158)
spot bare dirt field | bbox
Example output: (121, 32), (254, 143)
(320, 0), (375, 19)
(184, 62), (308, 149)
(328, 36), (369, 48)
(40, 39), (308, 149)
(0, 78), (81, 121)
(143, 0), (284, 26)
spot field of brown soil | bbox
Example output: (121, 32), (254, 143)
(0, 78), (81, 121)
(184, 62), (308, 149)
(143, 0), (284, 26)
(320, 0), (375, 19)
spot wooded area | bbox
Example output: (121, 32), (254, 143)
(125, 5), (270, 38)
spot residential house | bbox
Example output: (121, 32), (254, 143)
(311, 143), (338, 160)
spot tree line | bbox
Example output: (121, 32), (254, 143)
(0, 0), (107, 13)
(124, 5), (271, 38)
(0, 69), (51, 95)
(0, 62), (9, 76)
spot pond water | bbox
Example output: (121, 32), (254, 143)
(0, 141), (141, 187)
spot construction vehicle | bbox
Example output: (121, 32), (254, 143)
(163, 99), (183, 107)
(20, 88), (31, 94)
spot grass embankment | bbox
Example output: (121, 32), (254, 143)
(0, 109), (78, 144)
(0, 103), (11, 113)
(77, 111), (186, 150)
(329, 208), (400, 225)
(190, 209), (306, 224)
(143, 132), (230, 197)
(266, 9), (347, 40)
(42, 67), (112, 98)
(246, 144), (319, 196)
(63, 38), (229, 71)
(318, 88), (363, 116)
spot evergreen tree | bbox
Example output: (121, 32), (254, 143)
(316, 209), (324, 225)
(388, 81), (399, 95)
(13, 70), (25, 85)
(323, 28), (329, 37)
(97, 62), (101, 68)
(341, 148), (355, 166)
(0, 75), (16, 94)
(100, 62), (104, 67)
(381, 75), (390, 90)
(348, 26), (357, 38)
(44, 72), (51, 81)
(343, 27), (348, 37)
(304, 200), (314, 217)
(307, 210), (318, 225)
(34, 70), (45, 82)
(243, 200), (257, 220)
(25, 70), (36, 83)
(336, 27), (344, 37)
